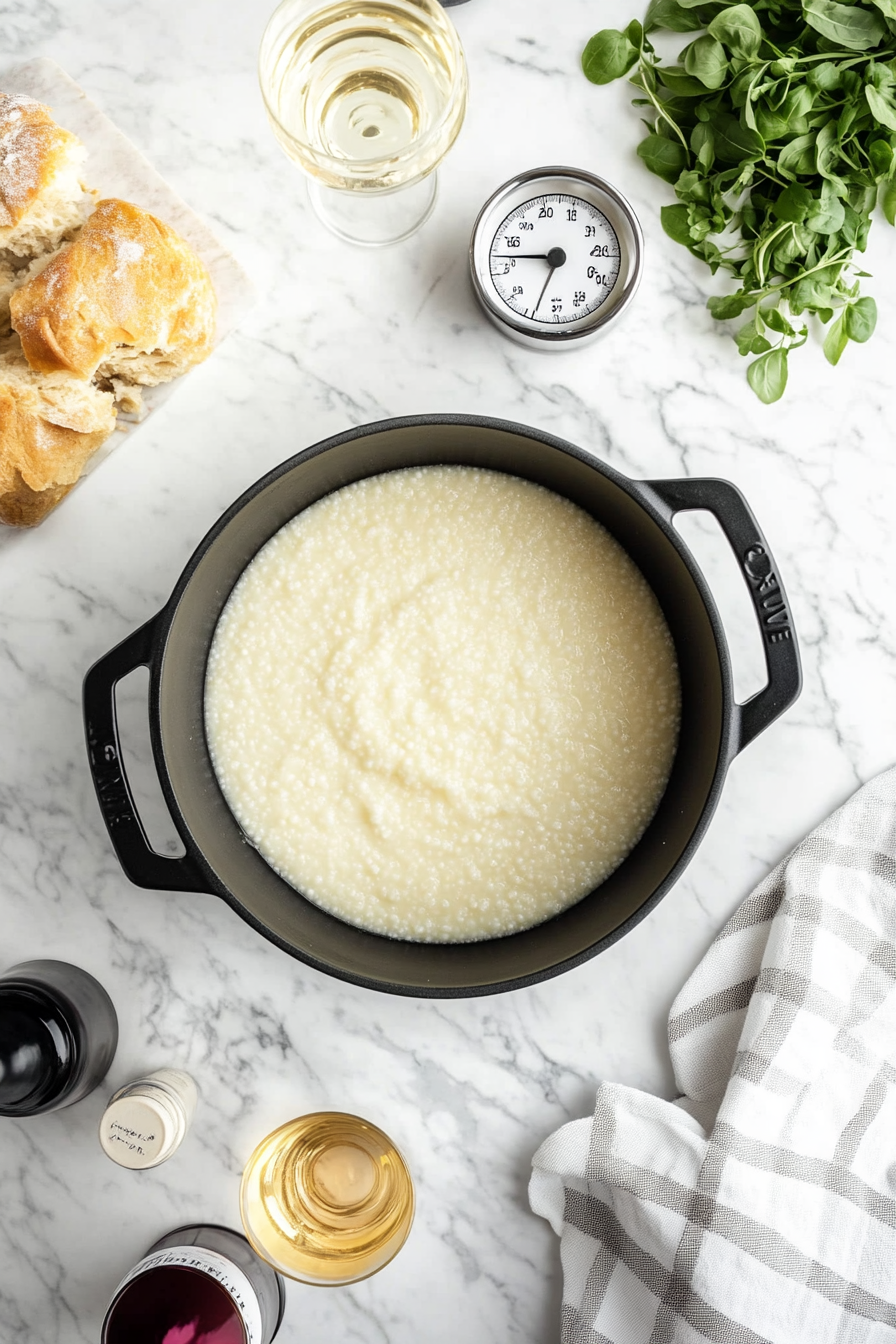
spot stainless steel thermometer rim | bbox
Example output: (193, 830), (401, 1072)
(469, 166), (644, 351)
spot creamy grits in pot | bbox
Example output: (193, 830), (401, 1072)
(204, 466), (681, 943)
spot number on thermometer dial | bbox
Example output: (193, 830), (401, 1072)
(489, 195), (621, 324)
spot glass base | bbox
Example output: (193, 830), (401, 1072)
(307, 173), (438, 246)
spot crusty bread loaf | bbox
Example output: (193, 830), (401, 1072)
(10, 198), (217, 382)
(0, 94), (92, 259)
(0, 337), (116, 526)
(1, 94), (218, 527)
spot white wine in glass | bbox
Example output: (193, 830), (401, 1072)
(240, 1112), (415, 1284)
(259, 0), (468, 245)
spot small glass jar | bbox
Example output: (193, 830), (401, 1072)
(102, 1224), (285, 1344)
(0, 960), (118, 1117)
(241, 1112), (415, 1285)
(99, 1068), (198, 1169)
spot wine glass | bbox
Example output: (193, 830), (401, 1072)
(259, 0), (468, 246)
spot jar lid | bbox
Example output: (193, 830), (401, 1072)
(99, 1087), (184, 1169)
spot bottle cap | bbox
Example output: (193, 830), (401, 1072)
(99, 1069), (197, 1170)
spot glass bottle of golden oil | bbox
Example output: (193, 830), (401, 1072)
(240, 1112), (414, 1285)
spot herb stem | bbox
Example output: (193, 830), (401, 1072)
(754, 222), (791, 287)
(635, 56), (690, 150)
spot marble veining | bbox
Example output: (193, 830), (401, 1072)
(2, 1), (896, 1341)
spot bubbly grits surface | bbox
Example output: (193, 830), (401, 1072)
(204, 466), (681, 942)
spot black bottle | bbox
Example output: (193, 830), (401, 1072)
(0, 960), (118, 1116)
(102, 1224), (285, 1344)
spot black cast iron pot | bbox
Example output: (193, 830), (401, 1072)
(84, 415), (801, 997)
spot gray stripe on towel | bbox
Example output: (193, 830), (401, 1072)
(669, 979), (757, 1044)
(563, 1186), (771, 1344)
(713, 1120), (896, 1228)
(578, 1146), (896, 1328)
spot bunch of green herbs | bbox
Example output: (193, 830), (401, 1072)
(584, 0), (896, 401)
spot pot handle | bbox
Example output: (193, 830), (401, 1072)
(644, 477), (801, 755)
(83, 617), (211, 892)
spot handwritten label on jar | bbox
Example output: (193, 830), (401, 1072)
(107, 1120), (156, 1156)
(111, 1246), (263, 1344)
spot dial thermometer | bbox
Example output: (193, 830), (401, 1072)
(470, 167), (644, 350)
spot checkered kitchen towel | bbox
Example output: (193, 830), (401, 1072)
(530, 767), (896, 1343)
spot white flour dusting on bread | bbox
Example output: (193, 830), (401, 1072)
(0, 93), (92, 259)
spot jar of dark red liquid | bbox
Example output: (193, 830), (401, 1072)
(102, 1224), (285, 1344)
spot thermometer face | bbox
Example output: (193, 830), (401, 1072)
(470, 167), (643, 350)
(489, 195), (621, 325)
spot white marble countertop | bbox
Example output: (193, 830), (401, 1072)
(2, 1), (896, 1340)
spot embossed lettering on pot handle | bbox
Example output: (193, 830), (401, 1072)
(83, 618), (210, 892)
(644, 477), (802, 755)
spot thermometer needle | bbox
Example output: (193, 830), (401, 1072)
(533, 247), (567, 315)
(498, 247), (569, 264)
(534, 268), (556, 315)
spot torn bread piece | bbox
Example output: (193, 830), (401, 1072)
(1, 250), (55, 335)
(0, 93), (93, 260)
(10, 198), (217, 388)
(0, 336), (116, 526)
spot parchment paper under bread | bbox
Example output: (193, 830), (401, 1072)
(1, 57), (254, 479)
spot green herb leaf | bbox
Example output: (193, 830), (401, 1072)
(844, 295), (878, 340)
(773, 183), (814, 222)
(823, 314), (850, 363)
(815, 121), (842, 182)
(777, 133), (817, 178)
(637, 133), (689, 181)
(868, 138), (894, 175)
(747, 348), (789, 402)
(790, 265), (839, 310)
(660, 203), (695, 244)
(714, 113), (765, 163)
(781, 85), (816, 123)
(807, 180), (847, 232)
(735, 322), (770, 354)
(735, 322), (756, 355)
(708, 292), (753, 319)
(645, 0), (708, 32)
(683, 34), (729, 89)
(659, 65), (711, 96)
(755, 106), (793, 141)
(803, 0), (886, 50)
(773, 229), (808, 268)
(882, 178), (896, 222)
(582, 29), (640, 84)
(867, 60), (895, 88)
(764, 307), (795, 335)
(707, 4), (763, 57)
(866, 81), (896, 130)
(626, 19), (645, 47)
(691, 120), (716, 169)
(807, 62), (843, 92)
